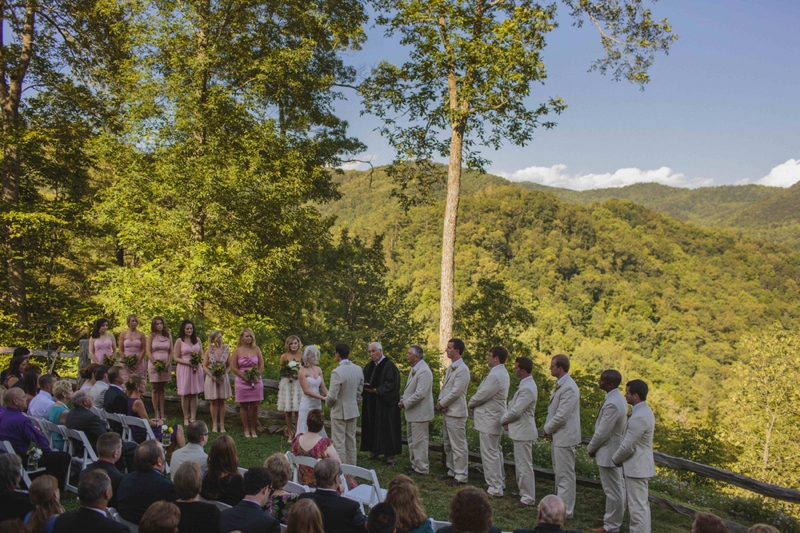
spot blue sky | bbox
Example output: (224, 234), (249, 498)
(334, 0), (800, 190)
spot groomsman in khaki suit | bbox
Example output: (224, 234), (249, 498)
(399, 345), (434, 475)
(436, 338), (470, 486)
(326, 343), (364, 466)
(587, 370), (627, 533)
(469, 346), (510, 497)
(613, 380), (656, 533)
(500, 357), (538, 508)
(543, 353), (581, 520)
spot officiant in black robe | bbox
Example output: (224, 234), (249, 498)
(361, 342), (402, 464)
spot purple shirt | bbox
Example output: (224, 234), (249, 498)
(0, 408), (52, 457)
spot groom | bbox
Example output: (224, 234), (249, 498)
(326, 343), (364, 466)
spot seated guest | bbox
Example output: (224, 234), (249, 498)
(80, 432), (125, 508)
(24, 475), (64, 533)
(749, 526), (780, 533)
(66, 390), (136, 472)
(51, 470), (130, 533)
(103, 366), (128, 434)
(692, 512), (727, 533)
(90, 365), (110, 406)
(169, 420), (208, 473)
(1, 347), (31, 388)
(139, 501), (180, 533)
(27, 374), (56, 418)
(368, 503), (398, 533)
(285, 499), (324, 533)
(264, 452), (300, 523)
(124, 374), (185, 449)
(437, 486), (500, 533)
(78, 363), (99, 391)
(117, 439), (178, 524)
(173, 461), (220, 533)
(48, 381), (74, 451)
(200, 435), (244, 507)
(298, 458), (366, 533)
(385, 475), (433, 533)
(512, 494), (582, 533)
(0, 453), (34, 522)
(21, 366), (43, 402)
(0, 388), (70, 491)
(219, 466), (280, 533)
(292, 409), (351, 488)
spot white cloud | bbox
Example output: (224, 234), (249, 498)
(339, 154), (379, 171)
(494, 164), (713, 191)
(752, 159), (800, 187)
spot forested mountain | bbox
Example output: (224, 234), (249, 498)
(319, 169), (800, 435)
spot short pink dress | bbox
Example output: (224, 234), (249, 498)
(234, 354), (263, 403)
(176, 339), (204, 395)
(148, 335), (173, 383)
(92, 337), (114, 365)
(121, 337), (147, 381)
(204, 345), (232, 400)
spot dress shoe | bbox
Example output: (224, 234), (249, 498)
(367, 453), (379, 460)
(514, 502), (533, 509)
(447, 479), (467, 486)
(408, 469), (426, 476)
(386, 456), (397, 466)
(485, 490), (503, 499)
(437, 473), (454, 481)
(590, 528), (610, 533)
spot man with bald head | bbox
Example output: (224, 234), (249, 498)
(361, 342), (402, 465)
(512, 495), (583, 533)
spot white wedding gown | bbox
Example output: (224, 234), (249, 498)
(296, 374), (327, 437)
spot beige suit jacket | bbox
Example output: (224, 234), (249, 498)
(437, 360), (470, 418)
(544, 373), (581, 447)
(612, 402), (656, 478)
(326, 359), (364, 420)
(500, 377), (538, 441)
(587, 389), (628, 467)
(403, 360), (434, 422)
(468, 366), (510, 435)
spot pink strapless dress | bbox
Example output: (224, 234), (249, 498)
(148, 335), (173, 383)
(176, 339), (204, 395)
(92, 338), (114, 365)
(121, 337), (147, 381)
(235, 355), (263, 403)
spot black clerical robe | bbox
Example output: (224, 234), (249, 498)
(360, 356), (402, 456)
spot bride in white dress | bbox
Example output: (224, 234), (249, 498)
(296, 345), (328, 436)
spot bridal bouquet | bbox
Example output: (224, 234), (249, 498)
(124, 355), (138, 369)
(153, 359), (168, 374)
(244, 368), (261, 388)
(189, 352), (202, 373)
(280, 360), (301, 380)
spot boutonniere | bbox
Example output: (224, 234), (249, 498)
(554, 384), (561, 391)
(412, 370), (417, 376)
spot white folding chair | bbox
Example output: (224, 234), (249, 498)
(431, 520), (451, 532)
(36, 419), (60, 451)
(238, 467), (248, 476)
(210, 500), (232, 512)
(284, 480), (309, 494)
(285, 451), (318, 484)
(90, 406), (107, 422)
(122, 416), (172, 474)
(112, 510), (139, 532)
(340, 463), (387, 511)
(61, 427), (98, 493)
(105, 412), (131, 441)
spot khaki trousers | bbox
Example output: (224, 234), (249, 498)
(332, 417), (358, 466)
(551, 445), (576, 517)
(479, 432), (505, 496)
(407, 421), (430, 474)
(442, 415), (468, 482)
(626, 476), (650, 533)
(513, 440), (536, 505)
(598, 465), (625, 532)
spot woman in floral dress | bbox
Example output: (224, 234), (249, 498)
(277, 335), (303, 439)
(203, 330), (232, 433)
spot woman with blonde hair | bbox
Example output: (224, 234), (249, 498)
(202, 329), (231, 433)
(147, 316), (172, 422)
(264, 453), (299, 523)
(285, 498), (324, 533)
(119, 314), (147, 382)
(48, 380), (74, 451)
(296, 345), (327, 436)
(385, 475), (433, 533)
(23, 475), (64, 533)
(748, 526), (780, 533)
(277, 335), (303, 439)
(230, 329), (263, 438)
(139, 501), (180, 533)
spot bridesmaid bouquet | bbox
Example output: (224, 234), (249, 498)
(102, 355), (116, 367)
(280, 360), (301, 380)
(211, 364), (227, 383)
(153, 359), (167, 374)
(190, 352), (202, 373)
(244, 368), (261, 388)
(124, 355), (138, 369)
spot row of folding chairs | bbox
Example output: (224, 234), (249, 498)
(89, 407), (171, 474)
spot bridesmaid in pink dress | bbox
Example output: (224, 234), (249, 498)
(230, 328), (264, 438)
(174, 319), (205, 425)
(147, 316), (173, 422)
(88, 317), (117, 366)
(119, 314), (147, 382)
(203, 330), (232, 433)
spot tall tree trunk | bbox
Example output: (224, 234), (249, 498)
(438, 119), (466, 366)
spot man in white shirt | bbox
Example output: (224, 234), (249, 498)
(501, 357), (538, 508)
(468, 346), (510, 497)
(90, 366), (110, 407)
(436, 338), (471, 486)
(28, 374), (57, 418)
(399, 345), (434, 475)
(169, 420), (209, 473)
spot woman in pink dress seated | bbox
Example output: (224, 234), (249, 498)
(174, 320), (205, 425)
(119, 314), (147, 382)
(147, 316), (173, 422)
(291, 409), (356, 489)
(231, 328), (263, 438)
